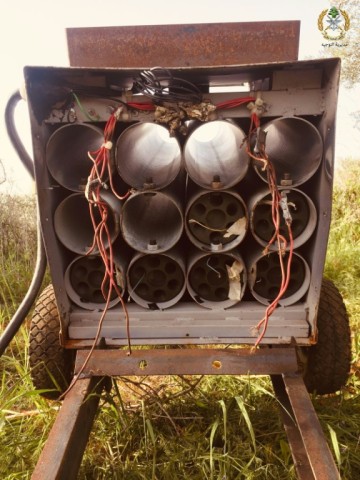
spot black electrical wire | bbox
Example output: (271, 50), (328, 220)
(0, 90), (47, 357)
(0, 214), (46, 357)
(133, 67), (203, 104)
(5, 91), (34, 178)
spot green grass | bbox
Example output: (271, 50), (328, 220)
(79, 376), (298, 480)
(325, 159), (360, 345)
(0, 160), (359, 479)
(0, 194), (37, 309)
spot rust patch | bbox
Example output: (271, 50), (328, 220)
(67, 22), (300, 68)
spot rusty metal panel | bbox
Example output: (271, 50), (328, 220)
(74, 348), (299, 376)
(67, 21), (300, 68)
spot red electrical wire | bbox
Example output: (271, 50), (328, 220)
(88, 197), (131, 351)
(58, 110), (133, 399)
(215, 96), (256, 110)
(129, 97), (256, 112)
(84, 108), (132, 355)
(128, 101), (155, 111)
(247, 112), (294, 349)
(253, 226), (294, 348)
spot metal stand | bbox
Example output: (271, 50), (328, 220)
(271, 374), (340, 480)
(31, 347), (340, 480)
(31, 377), (108, 480)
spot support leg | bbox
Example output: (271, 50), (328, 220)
(272, 373), (340, 480)
(31, 376), (107, 480)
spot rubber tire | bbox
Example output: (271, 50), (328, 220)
(29, 285), (74, 400)
(301, 278), (351, 395)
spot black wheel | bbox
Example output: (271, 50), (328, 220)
(301, 278), (351, 395)
(29, 285), (75, 400)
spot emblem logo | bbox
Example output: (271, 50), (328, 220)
(318, 7), (350, 41)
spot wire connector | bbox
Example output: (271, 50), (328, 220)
(85, 177), (108, 202)
(247, 96), (266, 118)
(253, 127), (267, 155)
(280, 190), (293, 226)
(102, 141), (113, 150)
(114, 107), (123, 120)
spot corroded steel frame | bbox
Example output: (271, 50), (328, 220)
(31, 349), (340, 480)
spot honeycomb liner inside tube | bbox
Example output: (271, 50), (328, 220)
(186, 190), (248, 252)
(248, 251), (311, 306)
(65, 255), (126, 310)
(250, 188), (317, 250)
(46, 123), (104, 192)
(127, 251), (186, 309)
(187, 251), (247, 309)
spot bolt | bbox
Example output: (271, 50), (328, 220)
(211, 175), (223, 190)
(143, 177), (156, 189)
(280, 173), (293, 186)
(148, 240), (159, 251)
(210, 241), (223, 252)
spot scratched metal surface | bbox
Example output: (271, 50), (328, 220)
(67, 21), (300, 68)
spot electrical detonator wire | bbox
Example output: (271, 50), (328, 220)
(85, 107), (132, 354)
(133, 67), (203, 104)
(246, 111), (295, 348)
(59, 108), (133, 399)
